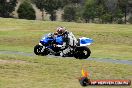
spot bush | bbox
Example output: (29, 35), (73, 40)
(62, 4), (76, 22)
(0, 0), (17, 18)
(75, 5), (84, 23)
(101, 13), (112, 23)
(50, 11), (56, 21)
(128, 16), (132, 24)
(82, 1), (96, 23)
(17, 1), (36, 20)
(116, 19), (123, 24)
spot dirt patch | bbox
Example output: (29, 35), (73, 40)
(0, 28), (18, 31)
(0, 59), (29, 64)
(0, 51), (35, 57)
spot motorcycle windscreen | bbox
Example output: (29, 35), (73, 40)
(40, 36), (54, 44)
(79, 37), (93, 46)
(55, 36), (63, 45)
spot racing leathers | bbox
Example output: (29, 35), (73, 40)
(60, 31), (77, 57)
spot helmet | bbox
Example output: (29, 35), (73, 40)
(56, 27), (66, 35)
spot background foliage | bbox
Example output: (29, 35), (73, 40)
(17, 1), (36, 20)
(0, 0), (132, 24)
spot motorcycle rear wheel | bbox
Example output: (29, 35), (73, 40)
(74, 46), (91, 59)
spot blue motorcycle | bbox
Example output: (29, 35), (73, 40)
(34, 33), (93, 59)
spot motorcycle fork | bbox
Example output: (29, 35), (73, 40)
(41, 46), (45, 52)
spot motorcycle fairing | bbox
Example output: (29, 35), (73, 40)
(79, 37), (93, 46)
(55, 35), (63, 45)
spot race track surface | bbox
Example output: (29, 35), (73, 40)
(0, 50), (132, 65)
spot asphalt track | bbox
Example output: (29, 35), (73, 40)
(0, 50), (132, 65)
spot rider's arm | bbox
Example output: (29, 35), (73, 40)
(63, 32), (70, 46)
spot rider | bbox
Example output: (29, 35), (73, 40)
(55, 27), (77, 57)
(56, 27), (69, 46)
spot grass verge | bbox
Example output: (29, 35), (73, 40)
(0, 55), (131, 88)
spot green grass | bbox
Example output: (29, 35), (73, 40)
(0, 18), (132, 88)
(0, 18), (132, 60)
(0, 55), (131, 88)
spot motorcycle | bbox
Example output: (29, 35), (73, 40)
(34, 33), (93, 59)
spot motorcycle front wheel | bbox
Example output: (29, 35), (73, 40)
(34, 45), (49, 56)
(34, 44), (43, 55)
